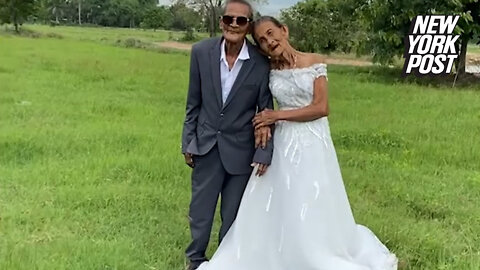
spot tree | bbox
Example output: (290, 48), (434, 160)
(77, 0), (82, 25)
(34, 0), (51, 24)
(31, 0), (157, 27)
(186, 0), (267, 37)
(141, 5), (171, 30)
(169, 1), (202, 31)
(102, 0), (156, 28)
(453, 0), (480, 74)
(0, 0), (36, 32)
(360, 0), (480, 75)
(189, 0), (221, 37)
(48, 0), (66, 25)
(281, 0), (367, 53)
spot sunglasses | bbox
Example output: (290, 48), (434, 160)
(221, 15), (251, 26)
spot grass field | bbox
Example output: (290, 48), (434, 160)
(26, 24), (207, 44)
(1, 24), (207, 55)
(468, 43), (480, 54)
(1, 27), (480, 270)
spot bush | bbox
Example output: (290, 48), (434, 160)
(181, 28), (196, 42)
(119, 38), (150, 49)
(1, 26), (41, 38)
(45, 32), (63, 39)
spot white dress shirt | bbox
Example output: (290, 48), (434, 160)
(220, 39), (250, 104)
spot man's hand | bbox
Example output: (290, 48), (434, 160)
(251, 162), (269, 177)
(255, 126), (272, 149)
(184, 153), (194, 168)
(253, 109), (278, 129)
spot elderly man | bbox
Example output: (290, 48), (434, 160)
(181, 0), (274, 269)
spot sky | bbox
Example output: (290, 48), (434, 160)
(256, 0), (301, 16)
(158, 0), (301, 16)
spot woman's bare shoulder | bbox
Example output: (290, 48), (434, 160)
(307, 53), (326, 65)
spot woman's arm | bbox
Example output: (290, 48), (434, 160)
(253, 74), (329, 128)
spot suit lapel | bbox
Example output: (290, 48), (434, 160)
(210, 38), (223, 109)
(222, 43), (256, 110)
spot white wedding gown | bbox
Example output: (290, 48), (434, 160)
(198, 64), (398, 270)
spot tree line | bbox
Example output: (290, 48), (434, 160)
(0, 0), (207, 31)
(282, 0), (480, 75)
(1, 0), (478, 75)
(0, 0), (264, 34)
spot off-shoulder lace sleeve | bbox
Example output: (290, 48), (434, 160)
(312, 63), (328, 80)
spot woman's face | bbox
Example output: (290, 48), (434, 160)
(254, 21), (289, 58)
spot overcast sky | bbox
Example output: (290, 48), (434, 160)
(158, 0), (301, 16)
(256, 0), (301, 16)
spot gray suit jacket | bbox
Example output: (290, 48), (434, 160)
(181, 37), (274, 175)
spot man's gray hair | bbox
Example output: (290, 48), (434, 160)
(223, 0), (254, 19)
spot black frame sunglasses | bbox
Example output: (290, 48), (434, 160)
(221, 15), (252, 26)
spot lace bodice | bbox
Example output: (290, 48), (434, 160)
(268, 63), (330, 166)
(269, 63), (327, 110)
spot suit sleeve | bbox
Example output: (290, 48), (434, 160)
(252, 68), (274, 165)
(181, 46), (201, 154)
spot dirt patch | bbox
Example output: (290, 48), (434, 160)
(156, 41), (372, 67)
(155, 41), (480, 70)
(156, 41), (193, 51)
(467, 52), (480, 64)
(322, 57), (372, 67)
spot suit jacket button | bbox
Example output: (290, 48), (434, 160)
(217, 131), (221, 134)
(220, 113), (224, 117)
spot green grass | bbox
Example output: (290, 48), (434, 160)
(11, 24), (207, 48)
(1, 28), (480, 270)
(468, 43), (480, 54)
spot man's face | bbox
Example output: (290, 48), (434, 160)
(220, 2), (251, 44)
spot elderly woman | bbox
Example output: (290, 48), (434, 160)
(198, 16), (398, 270)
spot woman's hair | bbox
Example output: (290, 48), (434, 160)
(251, 16), (284, 46)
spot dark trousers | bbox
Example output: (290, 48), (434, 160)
(185, 145), (251, 263)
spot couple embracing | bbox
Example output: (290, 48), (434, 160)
(181, 1), (398, 269)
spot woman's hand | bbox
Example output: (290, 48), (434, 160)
(253, 109), (278, 129)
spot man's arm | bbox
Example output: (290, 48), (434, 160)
(181, 46), (202, 158)
(252, 69), (274, 169)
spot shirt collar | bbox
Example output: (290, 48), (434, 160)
(220, 39), (250, 62)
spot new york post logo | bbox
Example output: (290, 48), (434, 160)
(403, 15), (460, 77)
